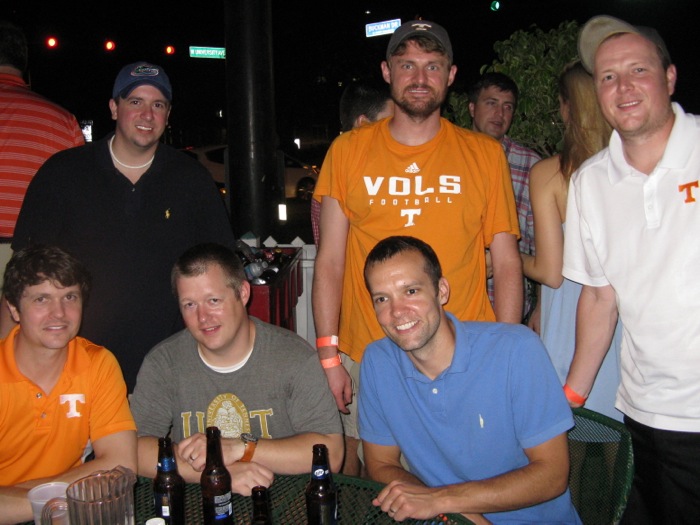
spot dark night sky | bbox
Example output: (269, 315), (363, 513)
(3, 0), (697, 152)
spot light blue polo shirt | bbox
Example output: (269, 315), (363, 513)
(359, 313), (580, 524)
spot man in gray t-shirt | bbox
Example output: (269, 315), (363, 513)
(131, 243), (342, 496)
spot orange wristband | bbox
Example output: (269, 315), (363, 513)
(316, 335), (339, 348)
(563, 384), (587, 405)
(320, 355), (342, 369)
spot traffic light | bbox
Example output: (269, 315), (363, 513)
(490, 1), (500, 11)
(104, 40), (116, 52)
(45, 36), (59, 49)
(165, 45), (176, 55)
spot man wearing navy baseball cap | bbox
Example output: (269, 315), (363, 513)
(564, 14), (700, 523)
(9, 61), (236, 392)
(112, 61), (173, 102)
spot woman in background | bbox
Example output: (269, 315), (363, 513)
(523, 61), (623, 421)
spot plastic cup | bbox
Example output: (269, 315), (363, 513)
(27, 482), (69, 525)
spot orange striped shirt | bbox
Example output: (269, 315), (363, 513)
(0, 73), (84, 237)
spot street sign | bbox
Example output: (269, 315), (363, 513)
(189, 46), (226, 59)
(365, 19), (401, 38)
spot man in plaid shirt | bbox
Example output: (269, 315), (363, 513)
(468, 73), (540, 325)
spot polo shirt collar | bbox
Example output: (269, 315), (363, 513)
(608, 102), (691, 184)
(0, 326), (89, 383)
(98, 133), (165, 174)
(658, 103), (696, 171)
(396, 312), (471, 382)
(0, 326), (23, 381)
(501, 135), (513, 154)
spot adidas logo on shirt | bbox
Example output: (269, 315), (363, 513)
(405, 163), (420, 174)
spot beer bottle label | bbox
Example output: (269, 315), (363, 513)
(311, 465), (329, 479)
(213, 491), (233, 518)
(158, 503), (171, 517)
(158, 457), (177, 471)
(155, 491), (176, 514)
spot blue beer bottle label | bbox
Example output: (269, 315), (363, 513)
(158, 457), (177, 471)
(311, 465), (329, 479)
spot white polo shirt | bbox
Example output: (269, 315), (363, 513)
(564, 103), (700, 432)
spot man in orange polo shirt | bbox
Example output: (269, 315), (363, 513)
(0, 246), (136, 524)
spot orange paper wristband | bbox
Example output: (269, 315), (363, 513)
(320, 355), (342, 369)
(563, 384), (587, 405)
(316, 335), (339, 348)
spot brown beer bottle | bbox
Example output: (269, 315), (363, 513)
(201, 426), (234, 524)
(251, 485), (272, 525)
(153, 436), (186, 525)
(305, 444), (338, 524)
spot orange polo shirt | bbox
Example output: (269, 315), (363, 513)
(0, 326), (135, 486)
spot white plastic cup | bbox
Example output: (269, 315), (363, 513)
(27, 482), (69, 525)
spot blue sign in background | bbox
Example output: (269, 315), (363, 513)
(365, 19), (401, 38)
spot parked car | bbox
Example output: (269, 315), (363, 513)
(181, 144), (323, 199)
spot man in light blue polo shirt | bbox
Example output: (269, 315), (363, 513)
(358, 235), (580, 524)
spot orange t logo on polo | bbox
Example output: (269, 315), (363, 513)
(678, 181), (699, 203)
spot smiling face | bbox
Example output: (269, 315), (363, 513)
(9, 280), (83, 354)
(365, 249), (451, 357)
(176, 263), (251, 360)
(594, 32), (676, 142)
(109, 84), (171, 151)
(381, 40), (456, 121)
(468, 85), (516, 141)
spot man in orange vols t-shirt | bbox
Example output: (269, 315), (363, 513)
(312, 20), (522, 476)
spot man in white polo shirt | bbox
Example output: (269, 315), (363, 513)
(563, 15), (700, 523)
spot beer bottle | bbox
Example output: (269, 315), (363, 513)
(251, 485), (272, 525)
(153, 436), (186, 525)
(305, 444), (338, 525)
(201, 426), (234, 524)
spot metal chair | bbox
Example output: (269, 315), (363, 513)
(568, 407), (634, 525)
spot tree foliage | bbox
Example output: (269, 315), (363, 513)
(446, 20), (580, 157)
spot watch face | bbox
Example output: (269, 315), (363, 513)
(241, 432), (258, 443)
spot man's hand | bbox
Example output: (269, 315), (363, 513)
(373, 480), (442, 522)
(175, 434), (274, 495)
(177, 432), (250, 472)
(228, 462), (274, 496)
(175, 433), (208, 472)
(374, 480), (492, 524)
(324, 362), (353, 414)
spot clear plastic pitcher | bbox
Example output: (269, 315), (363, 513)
(41, 465), (136, 525)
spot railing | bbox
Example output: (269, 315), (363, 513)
(259, 236), (317, 346)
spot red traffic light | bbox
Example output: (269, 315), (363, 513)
(165, 45), (176, 55)
(105, 40), (116, 51)
(46, 36), (58, 49)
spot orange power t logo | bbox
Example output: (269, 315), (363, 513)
(679, 181), (699, 203)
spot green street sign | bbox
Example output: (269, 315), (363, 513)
(189, 46), (226, 59)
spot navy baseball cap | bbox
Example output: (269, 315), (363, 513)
(112, 61), (172, 101)
(386, 20), (453, 62)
